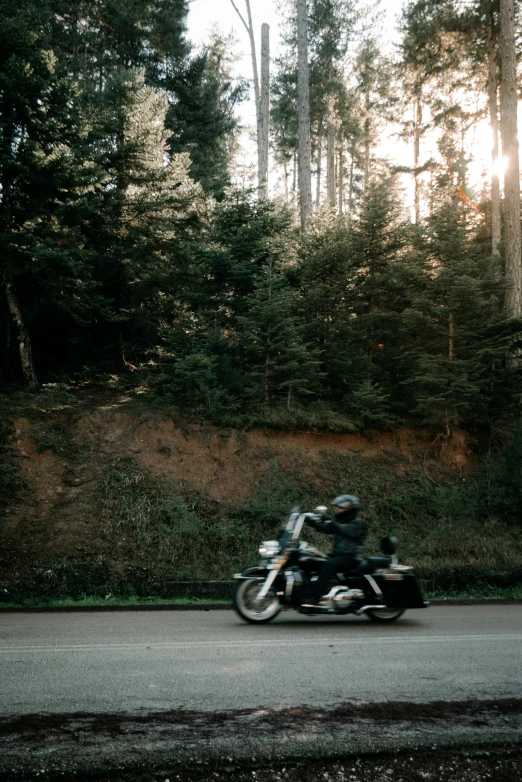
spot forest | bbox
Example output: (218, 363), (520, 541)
(1, 0), (522, 437)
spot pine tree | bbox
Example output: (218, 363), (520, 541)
(403, 197), (521, 429)
(237, 255), (321, 408)
(166, 34), (247, 199)
(157, 193), (302, 413)
(0, 0), (101, 384)
(79, 68), (206, 367)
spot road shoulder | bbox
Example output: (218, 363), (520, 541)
(1, 699), (521, 781)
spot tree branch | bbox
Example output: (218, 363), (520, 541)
(229, 0), (250, 36)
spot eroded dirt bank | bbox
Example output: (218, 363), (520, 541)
(1, 699), (521, 782)
(2, 404), (480, 596)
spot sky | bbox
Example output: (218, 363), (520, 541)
(186, 0), (406, 127)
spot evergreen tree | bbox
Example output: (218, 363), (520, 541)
(348, 176), (411, 375)
(403, 198), (522, 429)
(73, 68), (205, 368)
(237, 254), (321, 408)
(166, 34), (247, 199)
(0, 0), (101, 383)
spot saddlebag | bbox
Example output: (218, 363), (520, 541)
(373, 573), (427, 608)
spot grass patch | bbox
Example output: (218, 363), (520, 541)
(211, 403), (358, 433)
(32, 420), (84, 460)
(3, 585), (522, 609)
(426, 584), (522, 601)
(0, 595), (231, 609)
(97, 456), (277, 585)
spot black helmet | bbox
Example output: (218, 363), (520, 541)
(331, 494), (360, 510)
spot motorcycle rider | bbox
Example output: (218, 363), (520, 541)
(304, 495), (368, 607)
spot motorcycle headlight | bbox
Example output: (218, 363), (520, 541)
(259, 540), (281, 558)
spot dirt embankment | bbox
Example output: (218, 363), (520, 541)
(1, 405), (477, 593)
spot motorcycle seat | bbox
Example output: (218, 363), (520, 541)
(354, 556), (392, 574)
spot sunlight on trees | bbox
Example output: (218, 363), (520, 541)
(1, 0), (521, 439)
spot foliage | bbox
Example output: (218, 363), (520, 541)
(1, 1), (522, 438)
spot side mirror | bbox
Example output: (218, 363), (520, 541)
(381, 535), (398, 555)
(314, 505), (328, 515)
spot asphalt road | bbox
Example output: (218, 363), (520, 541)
(1, 605), (521, 715)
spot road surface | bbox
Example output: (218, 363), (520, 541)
(1, 605), (521, 715)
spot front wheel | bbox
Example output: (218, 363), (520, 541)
(365, 607), (405, 623)
(233, 577), (282, 624)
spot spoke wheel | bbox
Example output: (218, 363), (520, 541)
(233, 577), (281, 624)
(365, 607), (405, 623)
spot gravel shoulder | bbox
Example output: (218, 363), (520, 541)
(1, 699), (521, 781)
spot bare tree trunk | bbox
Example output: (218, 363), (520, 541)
(500, 0), (522, 316)
(296, 0), (312, 230)
(488, 10), (501, 256)
(449, 313), (454, 361)
(230, 1), (263, 192)
(338, 141), (344, 215)
(327, 109), (336, 208)
(363, 88), (371, 191)
(292, 149), (297, 200)
(283, 157), (289, 200)
(316, 117), (323, 206)
(3, 307), (12, 380)
(259, 23), (270, 198)
(363, 120), (370, 191)
(115, 329), (126, 372)
(4, 277), (38, 388)
(413, 92), (422, 225)
(347, 150), (354, 226)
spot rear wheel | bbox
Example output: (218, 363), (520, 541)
(365, 607), (404, 623)
(233, 577), (282, 624)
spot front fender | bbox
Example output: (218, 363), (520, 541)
(234, 566), (269, 579)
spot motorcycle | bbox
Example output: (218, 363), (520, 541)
(233, 506), (429, 623)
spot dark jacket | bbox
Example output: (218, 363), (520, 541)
(305, 510), (367, 558)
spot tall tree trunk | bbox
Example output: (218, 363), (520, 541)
(283, 157), (289, 200)
(449, 313), (454, 361)
(296, 0), (312, 230)
(413, 92), (422, 225)
(4, 276), (38, 388)
(3, 309), (12, 379)
(338, 141), (344, 215)
(316, 117), (323, 206)
(488, 9), (501, 256)
(259, 23), (270, 198)
(1, 128), (37, 388)
(347, 150), (354, 226)
(500, 0), (522, 317)
(327, 109), (336, 208)
(115, 329), (126, 372)
(363, 119), (370, 191)
(363, 86), (371, 191)
(230, 1), (263, 192)
(244, 0), (260, 130)
(292, 149), (297, 200)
